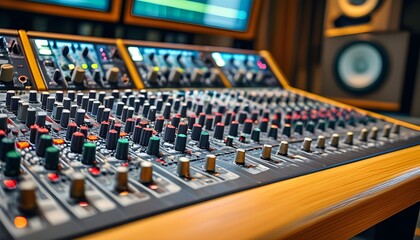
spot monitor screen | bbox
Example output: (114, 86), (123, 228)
(131, 0), (254, 32)
(29, 0), (111, 12)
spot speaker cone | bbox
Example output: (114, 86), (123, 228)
(337, 0), (381, 18)
(334, 41), (388, 94)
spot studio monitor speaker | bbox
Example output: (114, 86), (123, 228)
(324, 0), (403, 37)
(320, 31), (410, 111)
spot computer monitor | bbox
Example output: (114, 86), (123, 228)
(0, 0), (122, 22)
(124, 0), (261, 39)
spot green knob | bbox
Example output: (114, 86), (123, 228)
(82, 142), (96, 165)
(5, 150), (20, 176)
(115, 138), (129, 160)
(45, 146), (60, 170)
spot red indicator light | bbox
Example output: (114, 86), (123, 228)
(16, 141), (30, 149)
(79, 202), (88, 207)
(47, 173), (60, 182)
(3, 179), (17, 190)
(53, 138), (65, 145)
(88, 167), (101, 176)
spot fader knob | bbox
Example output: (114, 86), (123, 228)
(345, 132), (354, 145)
(70, 172), (85, 200)
(235, 149), (246, 165)
(382, 125), (391, 138)
(0, 64), (14, 82)
(5, 150), (20, 177)
(115, 166), (129, 192)
(204, 154), (216, 172)
(18, 180), (37, 212)
(392, 124), (400, 135)
(71, 66), (85, 84)
(330, 133), (340, 148)
(371, 127), (378, 140)
(106, 67), (120, 83)
(139, 161), (153, 184)
(260, 144), (272, 160)
(316, 135), (325, 149)
(302, 138), (312, 152)
(277, 141), (289, 156)
(359, 128), (368, 142)
(177, 157), (190, 178)
(44, 146), (60, 170)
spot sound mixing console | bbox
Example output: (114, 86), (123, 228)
(0, 30), (418, 240)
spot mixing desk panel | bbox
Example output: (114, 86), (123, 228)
(0, 30), (418, 240)
(0, 30), (34, 90)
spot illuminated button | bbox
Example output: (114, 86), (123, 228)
(16, 141), (30, 149)
(87, 135), (98, 141)
(14, 216), (28, 229)
(53, 138), (65, 145)
(47, 173), (60, 182)
(88, 167), (101, 176)
(3, 179), (17, 191)
(81, 63), (88, 70)
(91, 63), (98, 69)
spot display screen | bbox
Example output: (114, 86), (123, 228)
(131, 0), (254, 32)
(29, 0), (111, 12)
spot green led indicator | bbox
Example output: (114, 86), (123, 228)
(81, 63), (88, 69)
(91, 63), (99, 69)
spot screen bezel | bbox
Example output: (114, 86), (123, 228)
(124, 0), (262, 39)
(0, 0), (122, 22)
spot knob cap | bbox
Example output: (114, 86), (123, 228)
(316, 135), (325, 149)
(36, 134), (53, 157)
(115, 138), (129, 160)
(330, 133), (340, 148)
(0, 64), (14, 82)
(198, 131), (209, 149)
(139, 161), (153, 183)
(302, 138), (312, 152)
(70, 172), (85, 200)
(370, 127), (378, 140)
(4, 150), (20, 177)
(345, 132), (354, 145)
(82, 142), (96, 165)
(278, 141), (289, 156)
(0, 137), (15, 162)
(177, 157), (190, 178)
(392, 124), (400, 135)
(0, 113), (7, 132)
(359, 128), (368, 142)
(70, 132), (85, 153)
(204, 154), (216, 172)
(261, 144), (272, 160)
(382, 125), (391, 138)
(146, 136), (160, 156)
(44, 146), (60, 170)
(235, 149), (246, 165)
(115, 166), (129, 192)
(106, 67), (120, 83)
(18, 180), (37, 212)
(175, 134), (187, 152)
(71, 66), (85, 84)
(251, 128), (260, 142)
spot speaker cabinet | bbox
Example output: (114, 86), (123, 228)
(324, 0), (403, 37)
(320, 32), (410, 111)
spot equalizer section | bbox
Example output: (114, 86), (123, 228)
(126, 45), (226, 88)
(29, 36), (133, 90)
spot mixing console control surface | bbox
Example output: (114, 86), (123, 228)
(0, 33), (34, 90)
(30, 38), (133, 90)
(0, 88), (418, 240)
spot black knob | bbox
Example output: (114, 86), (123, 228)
(213, 122), (224, 140)
(242, 119), (253, 134)
(191, 124), (202, 141)
(228, 121), (239, 137)
(36, 134), (53, 157)
(251, 128), (260, 142)
(132, 125), (142, 144)
(175, 134), (187, 152)
(0, 137), (15, 162)
(106, 129), (118, 150)
(70, 132), (85, 153)
(164, 124), (176, 142)
(198, 131), (209, 149)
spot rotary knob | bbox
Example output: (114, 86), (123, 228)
(139, 161), (153, 184)
(0, 64), (14, 82)
(277, 141), (289, 156)
(260, 144), (272, 160)
(114, 166), (129, 192)
(204, 154), (216, 172)
(177, 157), (190, 178)
(70, 172), (86, 200)
(106, 67), (120, 84)
(235, 149), (246, 165)
(330, 133), (340, 148)
(302, 138), (312, 152)
(18, 180), (37, 213)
